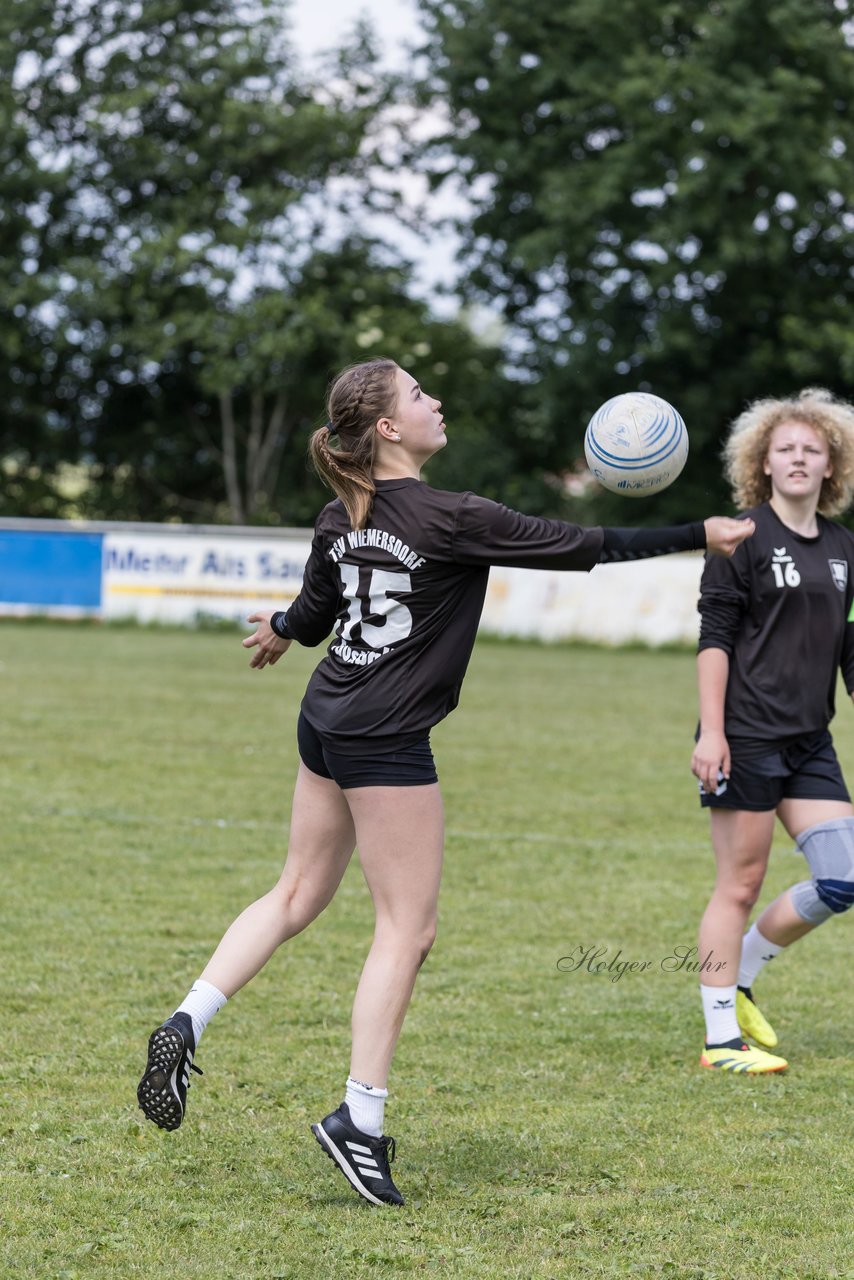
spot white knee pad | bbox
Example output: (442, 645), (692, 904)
(791, 817), (854, 925)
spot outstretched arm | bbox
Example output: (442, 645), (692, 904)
(599, 516), (754, 563)
(451, 494), (754, 571)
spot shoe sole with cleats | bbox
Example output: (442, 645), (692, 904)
(137, 1024), (190, 1130)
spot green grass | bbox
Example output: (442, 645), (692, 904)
(2, 622), (854, 1279)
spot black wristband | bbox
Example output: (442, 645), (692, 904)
(270, 611), (292, 640)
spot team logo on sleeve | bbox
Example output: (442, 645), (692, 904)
(828, 559), (848, 592)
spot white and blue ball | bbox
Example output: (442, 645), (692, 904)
(584, 392), (688, 496)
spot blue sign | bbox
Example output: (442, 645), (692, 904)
(0, 532), (103, 608)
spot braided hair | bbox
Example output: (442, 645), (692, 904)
(308, 358), (399, 530)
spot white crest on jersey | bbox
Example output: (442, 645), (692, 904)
(828, 559), (848, 592)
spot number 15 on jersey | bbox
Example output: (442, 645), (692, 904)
(338, 564), (414, 647)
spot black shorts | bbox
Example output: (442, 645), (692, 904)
(297, 712), (438, 789)
(699, 729), (850, 812)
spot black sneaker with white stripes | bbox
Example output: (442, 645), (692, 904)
(311, 1102), (404, 1206)
(137, 1012), (202, 1131)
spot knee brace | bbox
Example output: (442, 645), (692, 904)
(791, 817), (854, 925)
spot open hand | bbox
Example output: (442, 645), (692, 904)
(242, 611), (291, 669)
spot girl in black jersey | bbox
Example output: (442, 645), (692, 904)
(692, 388), (854, 1075)
(138, 357), (752, 1205)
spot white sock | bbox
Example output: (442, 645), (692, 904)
(738, 924), (784, 989)
(700, 983), (741, 1046)
(173, 979), (228, 1047)
(345, 1076), (388, 1137)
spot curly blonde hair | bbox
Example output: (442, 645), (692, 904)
(723, 388), (854, 517)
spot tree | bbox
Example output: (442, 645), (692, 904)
(69, 235), (531, 525)
(0, 0), (588, 525)
(1, 0), (405, 521)
(417, 0), (854, 521)
(0, 0), (83, 515)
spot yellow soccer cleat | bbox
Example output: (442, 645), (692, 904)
(736, 987), (778, 1049)
(700, 1043), (788, 1074)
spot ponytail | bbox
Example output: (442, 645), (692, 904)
(307, 422), (376, 531)
(308, 358), (399, 531)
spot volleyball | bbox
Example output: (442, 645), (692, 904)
(584, 392), (688, 496)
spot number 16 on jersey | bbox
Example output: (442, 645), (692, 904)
(770, 549), (801, 589)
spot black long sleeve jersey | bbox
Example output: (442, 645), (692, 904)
(698, 502), (854, 745)
(288, 478), (704, 752)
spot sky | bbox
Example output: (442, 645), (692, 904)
(289, 0), (423, 66)
(288, 0), (466, 307)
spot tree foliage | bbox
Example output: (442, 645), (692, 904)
(9, 0), (849, 526)
(2, 0), (529, 523)
(418, 0), (854, 520)
(7, 0), (393, 521)
(64, 234), (530, 525)
(1, 0), (81, 513)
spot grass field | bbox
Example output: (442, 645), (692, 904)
(3, 621), (854, 1279)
